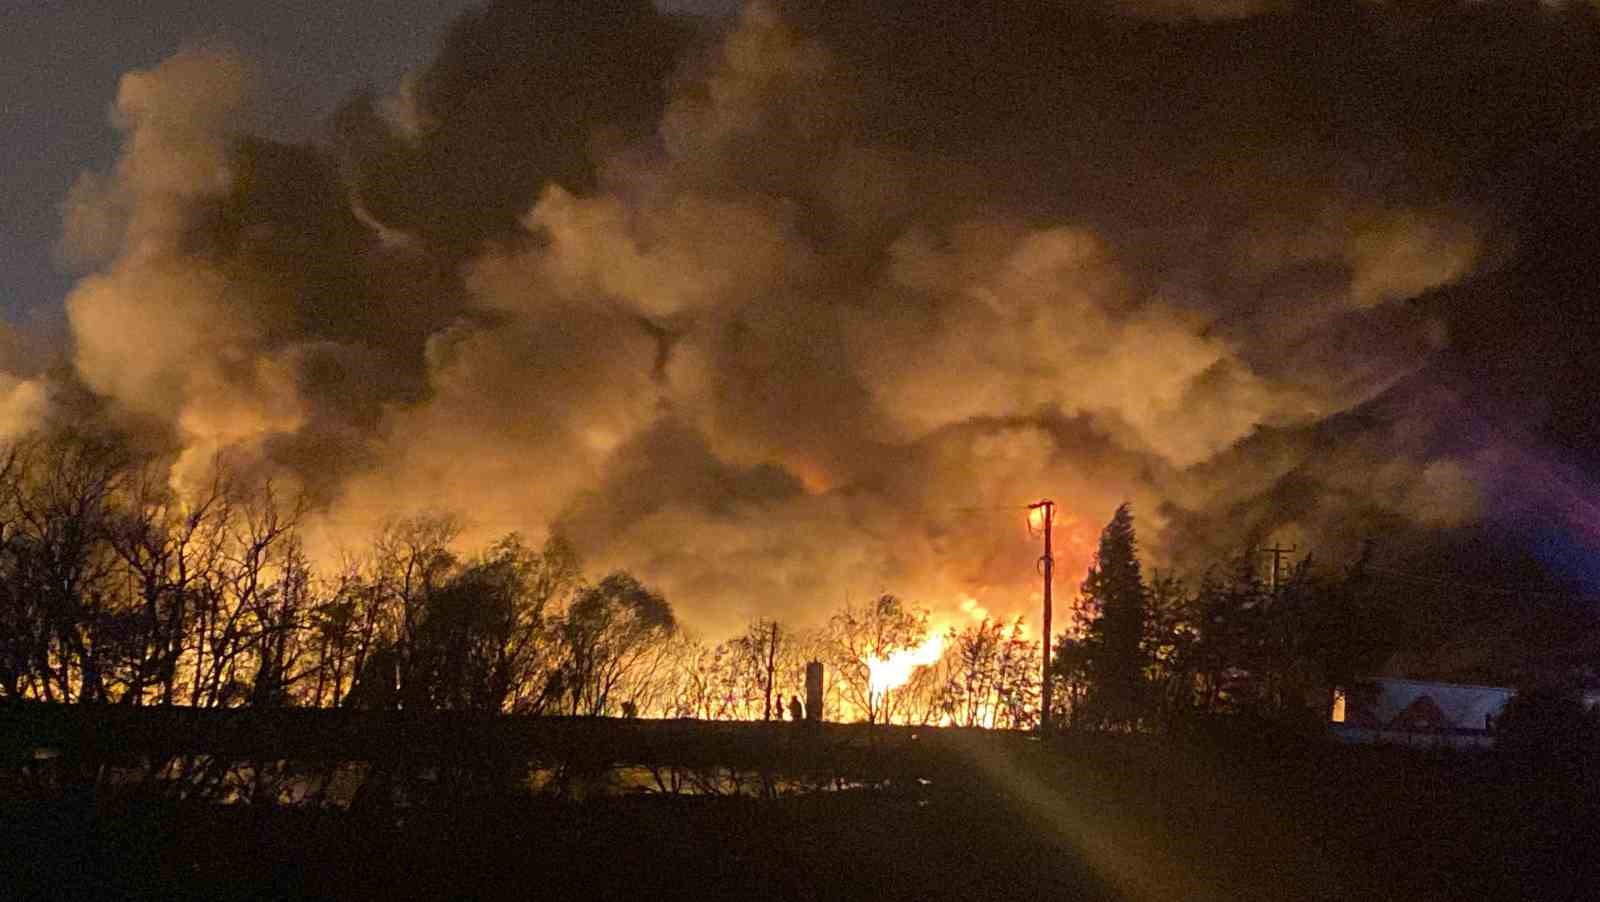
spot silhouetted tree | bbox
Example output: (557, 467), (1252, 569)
(827, 594), (929, 724)
(1496, 684), (1600, 776)
(1078, 503), (1150, 729)
(342, 514), (460, 710)
(739, 618), (784, 721)
(1143, 571), (1201, 731)
(102, 461), (233, 706)
(1050, 630), (1093, 728)
(936, 617), (1040, 729)
(1172, 547), (1408, 726)
(399, 535), (577, 713)
(1, 432), (129, 703)
(1292, 550), (1405, 714)
(340, 526), (583, 715)
(659, 634), (725, 719)
(684, 622), (785, 721)
(558, 571), (676, 716)
(1187, 554), (1267, 714)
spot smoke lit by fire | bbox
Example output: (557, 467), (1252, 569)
(15, 0), (1592, 637)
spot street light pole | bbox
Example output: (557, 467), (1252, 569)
(1030, 499), (1055, 732)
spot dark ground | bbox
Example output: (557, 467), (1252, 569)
(2, 792), (1116, 901)
(2, 726), (1597, 901)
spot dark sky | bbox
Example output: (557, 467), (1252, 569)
(0, 2), (484, 321)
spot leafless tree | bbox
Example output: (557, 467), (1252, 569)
(827, 594), (930, 724)
(557, 571), (676, 716)
(1, 432), (129, 703)
(103, 461), (232, 705)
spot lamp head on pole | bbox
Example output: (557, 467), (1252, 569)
(1027, 499), (1054, 536)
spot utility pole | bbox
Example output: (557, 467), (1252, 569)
(1259, 542), (1297, 592)
(763, 620), (779, 722)
(1029, 499), (1056, 732)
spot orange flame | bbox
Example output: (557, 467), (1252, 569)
(866, 633), (945, 698)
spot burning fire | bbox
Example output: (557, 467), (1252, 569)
(866, 633), (946, 699)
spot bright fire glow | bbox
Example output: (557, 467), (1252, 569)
(867, 633), (946, 698)
(958, 596), (989, 621)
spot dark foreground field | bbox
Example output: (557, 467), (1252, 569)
(3, 722), (1597, 901)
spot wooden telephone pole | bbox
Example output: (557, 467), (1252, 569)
(1030, 499), (1056, 732)
(1259, 542), (1298, 592)
(763, 620), (780, 721)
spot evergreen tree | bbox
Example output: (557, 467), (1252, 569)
(1143, 571), (1200, 731)
(1080, 503), (1149, 729)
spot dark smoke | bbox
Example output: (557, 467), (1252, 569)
(18, 1), (1600, 635)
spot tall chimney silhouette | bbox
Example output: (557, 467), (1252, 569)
(805, 661), (824, 722)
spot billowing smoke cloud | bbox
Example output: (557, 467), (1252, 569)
(41, 1), (1600, 635)
(1110, 0), (1282, 20)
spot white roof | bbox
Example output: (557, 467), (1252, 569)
(1363, 678), (1514, 730)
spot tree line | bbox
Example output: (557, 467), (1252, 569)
(0, 430), (1401, 730)
(1052, 503), (1398, 732)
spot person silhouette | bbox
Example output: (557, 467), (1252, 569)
(788, 694), (804, 722)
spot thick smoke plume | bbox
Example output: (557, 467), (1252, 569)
(26, 1), (1600, 635)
